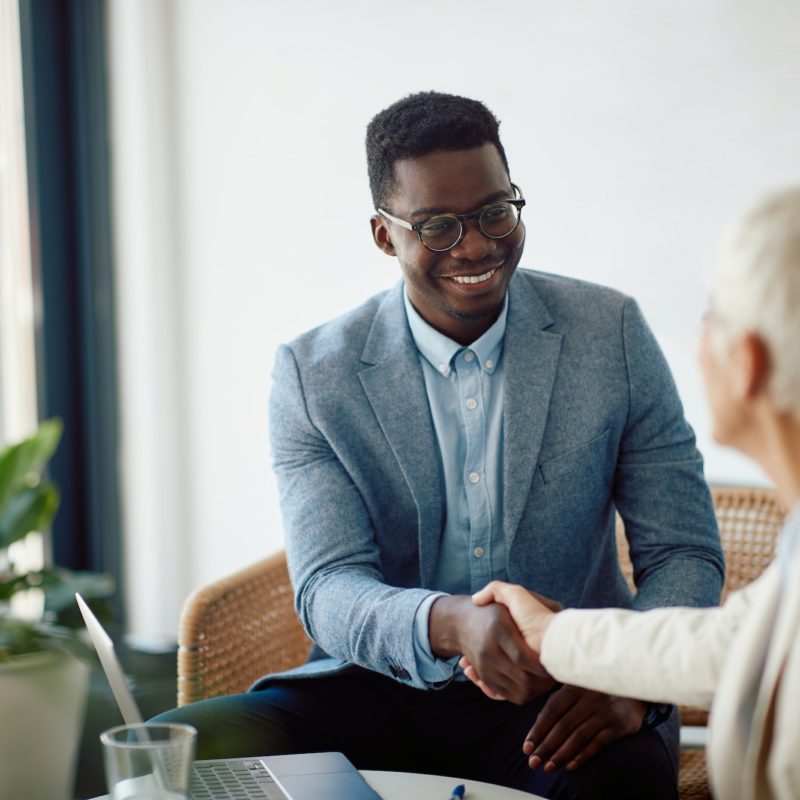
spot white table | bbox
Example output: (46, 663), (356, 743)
(91, 769), (542, 799)
(363, 770), (543, 799)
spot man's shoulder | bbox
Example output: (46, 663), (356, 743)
(511, 269), (639, 338)
(281, 284), (398, 365)
(516, 268), (630, 309)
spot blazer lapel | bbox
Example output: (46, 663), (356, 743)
(503, 275), (563, 546)
(359, 284), (444, 587)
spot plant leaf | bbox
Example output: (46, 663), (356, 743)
(0, 617), (93, 661)
(0, 420), (116, 654)
(0, 419), (62, 516)
(42, 568), (115, 613)
(0, 572), (36, 600)
(0, 480), (60, 550)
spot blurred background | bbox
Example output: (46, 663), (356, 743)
(2, 0), (799, 654)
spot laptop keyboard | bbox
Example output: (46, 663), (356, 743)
(191, 758), (287, 799)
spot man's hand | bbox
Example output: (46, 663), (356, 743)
(523, 685), (647, 772)
(428, 595), (555, 704)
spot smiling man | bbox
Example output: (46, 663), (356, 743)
(158, 92), (725, 798)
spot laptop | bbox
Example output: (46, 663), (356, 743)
(75, 593), (382, 800)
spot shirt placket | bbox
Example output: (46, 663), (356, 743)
(455, 349), (494, 592)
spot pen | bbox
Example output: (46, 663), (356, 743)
(448, 784), (465, 800)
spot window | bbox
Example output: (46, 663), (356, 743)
(0, 0), (42, 592)
(0, 0), (37, 442)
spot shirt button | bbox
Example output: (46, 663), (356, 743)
(465, 398), (477, 410)
(473, 547), (485, 558)
(464, 351), (475, 362)
(468, 472), (480, 484)
(485, 359), (494, 369)
(438, 363), (447, 374)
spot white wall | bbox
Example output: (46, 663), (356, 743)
(108, 0), (800, 644)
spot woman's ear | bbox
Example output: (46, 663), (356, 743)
(370, 214), (397, 256)
(738, 333), (772, 399)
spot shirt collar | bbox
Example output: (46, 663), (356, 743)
(403, 289), (508, 377)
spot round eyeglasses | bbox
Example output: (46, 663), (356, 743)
(378, 185), (526, 252)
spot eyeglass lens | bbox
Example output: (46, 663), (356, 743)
(419, 201), (521, 251)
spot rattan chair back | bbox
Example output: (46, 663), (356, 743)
(177, 551), (311, 707)
(616, 485), (784, 600)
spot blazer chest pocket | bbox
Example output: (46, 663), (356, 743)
(538, 428), (611, 485)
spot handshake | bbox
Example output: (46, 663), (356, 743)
(459, 581), (561, 702)
(429, 582), (648, 773)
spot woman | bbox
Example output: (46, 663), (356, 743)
(462, 186), (800, 800)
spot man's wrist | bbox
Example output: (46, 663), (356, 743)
(428, 595), (472, 658)
(412, 592), (462, 685)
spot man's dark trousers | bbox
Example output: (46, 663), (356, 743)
(155, 665), (678, 800)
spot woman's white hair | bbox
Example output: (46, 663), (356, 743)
(711, 186), (800, 417)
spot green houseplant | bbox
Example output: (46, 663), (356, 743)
(0, 419), (113, 800)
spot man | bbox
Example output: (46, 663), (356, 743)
(160, 92), (724, 798)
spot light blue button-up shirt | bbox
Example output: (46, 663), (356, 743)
(403, 290), (509, 684)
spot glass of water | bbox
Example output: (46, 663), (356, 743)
(101, 722), (197, 800)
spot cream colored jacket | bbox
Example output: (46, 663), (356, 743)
(541, 525), (800, 800)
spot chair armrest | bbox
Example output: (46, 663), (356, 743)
(177, 551), (311, 706)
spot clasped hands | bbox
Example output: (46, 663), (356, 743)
(429, 583), (647, 773)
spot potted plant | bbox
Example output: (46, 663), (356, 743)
(0, 419), (113, 800)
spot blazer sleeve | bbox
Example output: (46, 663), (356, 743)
(539, 570), (768, 708)
(269, 343), (435, 687)
(614, 298), (725, 610)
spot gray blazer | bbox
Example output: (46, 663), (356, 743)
(258, 269), (724, 691)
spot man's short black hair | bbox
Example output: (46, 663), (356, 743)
(366, 91), (510, 209)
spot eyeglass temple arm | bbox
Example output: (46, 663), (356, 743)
(376, 208), (414, 230)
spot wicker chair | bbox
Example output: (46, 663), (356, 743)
(177, 484), (786, 798)
(177, 551), (312, 706)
